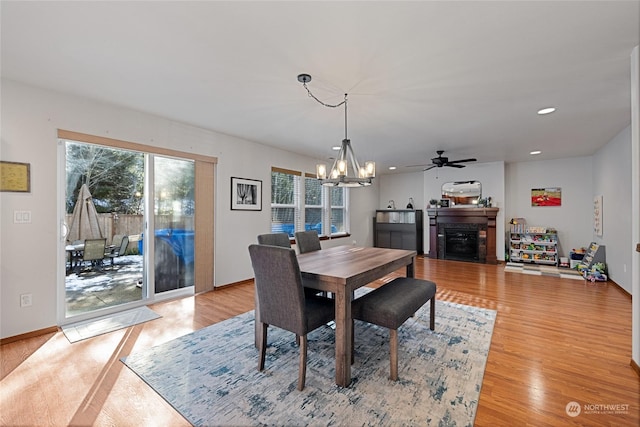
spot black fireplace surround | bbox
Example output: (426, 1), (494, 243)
(438, 223), (486, 263)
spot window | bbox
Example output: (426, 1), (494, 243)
(271, 168), (300, 237)
(304, 175), (323, 234)
(271, 167), (347, 237)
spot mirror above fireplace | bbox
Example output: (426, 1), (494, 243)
(441, 180), (481, 207)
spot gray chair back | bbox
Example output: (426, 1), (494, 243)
(295, 230), (321, 254)
(249, 244), (306, 335)
(83, 238), (106, 262)
(257, 233), (291, 248)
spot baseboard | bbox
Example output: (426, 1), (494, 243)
(213, 278), (253, 289)
(631, 359), (640, 377)
(1, 326), (59, 345)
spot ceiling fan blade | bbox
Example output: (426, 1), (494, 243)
(445, 163), (466, 168)
(447, 158), (477, 164)
(423, 165), (437, 171)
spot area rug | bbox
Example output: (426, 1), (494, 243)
(504, 261), (583, 280)
(122, 298), (496, 426)
(62, 306), (160, 343)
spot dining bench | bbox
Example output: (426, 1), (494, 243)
(352, 277), (436, 380)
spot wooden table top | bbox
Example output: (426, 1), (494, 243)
(297, 245), (416, 288)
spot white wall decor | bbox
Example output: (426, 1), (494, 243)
(594, 195), (603, 236)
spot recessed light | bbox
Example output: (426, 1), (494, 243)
(389, 166), (397, 170)
(331, 146), (341, 151)
(530, 150), (542, 155)
(537, 107), (556, 115)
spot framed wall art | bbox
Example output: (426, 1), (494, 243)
(0, 161), (31, 192)
(594, 195), (603, 236)
(231, 177), (262, 211)
(531, 187), (561, 207)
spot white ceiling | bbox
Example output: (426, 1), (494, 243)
(2, 1), (639, 173)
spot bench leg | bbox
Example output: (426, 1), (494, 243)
(430, 296), (436, 331)
(390, 329), (398, 381)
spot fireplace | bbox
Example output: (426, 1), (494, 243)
(427, 207), (498, 264)
(442, 225), (480, 262)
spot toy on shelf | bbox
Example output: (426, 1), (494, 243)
(578, 261), (608, 282)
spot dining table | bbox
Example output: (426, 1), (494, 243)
(293, 245), (417, 387)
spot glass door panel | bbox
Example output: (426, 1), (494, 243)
(64, 141), (145, 317)
(153, 156), (195, 294)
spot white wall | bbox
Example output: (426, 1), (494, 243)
(592, 126), (632, 293)
(0, 79), (379, 338)
(378, 170), (424, 211)
(505, 157), (593, 259)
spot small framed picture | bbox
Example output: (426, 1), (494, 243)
(439, 199), (450, 208)
(1, 161), (31, 192)
(231, 177), (262, 211)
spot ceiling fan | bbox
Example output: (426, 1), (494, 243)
(407, 150), (477, 171)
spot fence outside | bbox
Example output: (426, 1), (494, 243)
(65, 213), (194, 251)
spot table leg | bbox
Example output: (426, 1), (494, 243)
(334, 286), (351, 387)
(406, 256), (415, 278)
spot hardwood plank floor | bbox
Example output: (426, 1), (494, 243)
(1, 257), (638, 426)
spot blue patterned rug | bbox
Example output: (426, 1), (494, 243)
(122, 297), (496, 426)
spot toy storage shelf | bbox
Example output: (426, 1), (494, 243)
(577, 242), (606, 280)
(509, 226), (558, 265)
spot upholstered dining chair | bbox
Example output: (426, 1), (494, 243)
(257, 232), (291, 248)
(257, 233), (324, 298)
(248, 244), (335, 391)
(294, 230), (321, 254)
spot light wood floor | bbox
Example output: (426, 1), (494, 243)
(1, 257), (638, 426)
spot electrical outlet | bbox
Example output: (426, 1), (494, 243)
(20, 293), (32, 307)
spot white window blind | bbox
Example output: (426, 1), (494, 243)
(271, 167), (348, 237)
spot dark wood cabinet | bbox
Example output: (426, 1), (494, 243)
(374, 210), (423, 254)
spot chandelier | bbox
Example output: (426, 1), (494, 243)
(297, 74), (375, 187)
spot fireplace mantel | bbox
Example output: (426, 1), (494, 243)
(426, 207), (499, 264)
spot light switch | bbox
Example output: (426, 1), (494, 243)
(13, 210), (32, 224)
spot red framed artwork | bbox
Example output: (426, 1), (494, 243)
(531, 187), (561, 207)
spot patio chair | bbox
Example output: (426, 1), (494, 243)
(248, 244), (335, 390)
(79, 238), (107, 272)
(105, 235), (129, 267)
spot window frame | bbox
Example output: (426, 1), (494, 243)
(271, 167), (349, 239)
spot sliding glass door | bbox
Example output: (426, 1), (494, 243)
(153, 156), (195, 294)
(61, 139), (197, 320)
(63, 141), (146, 317)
